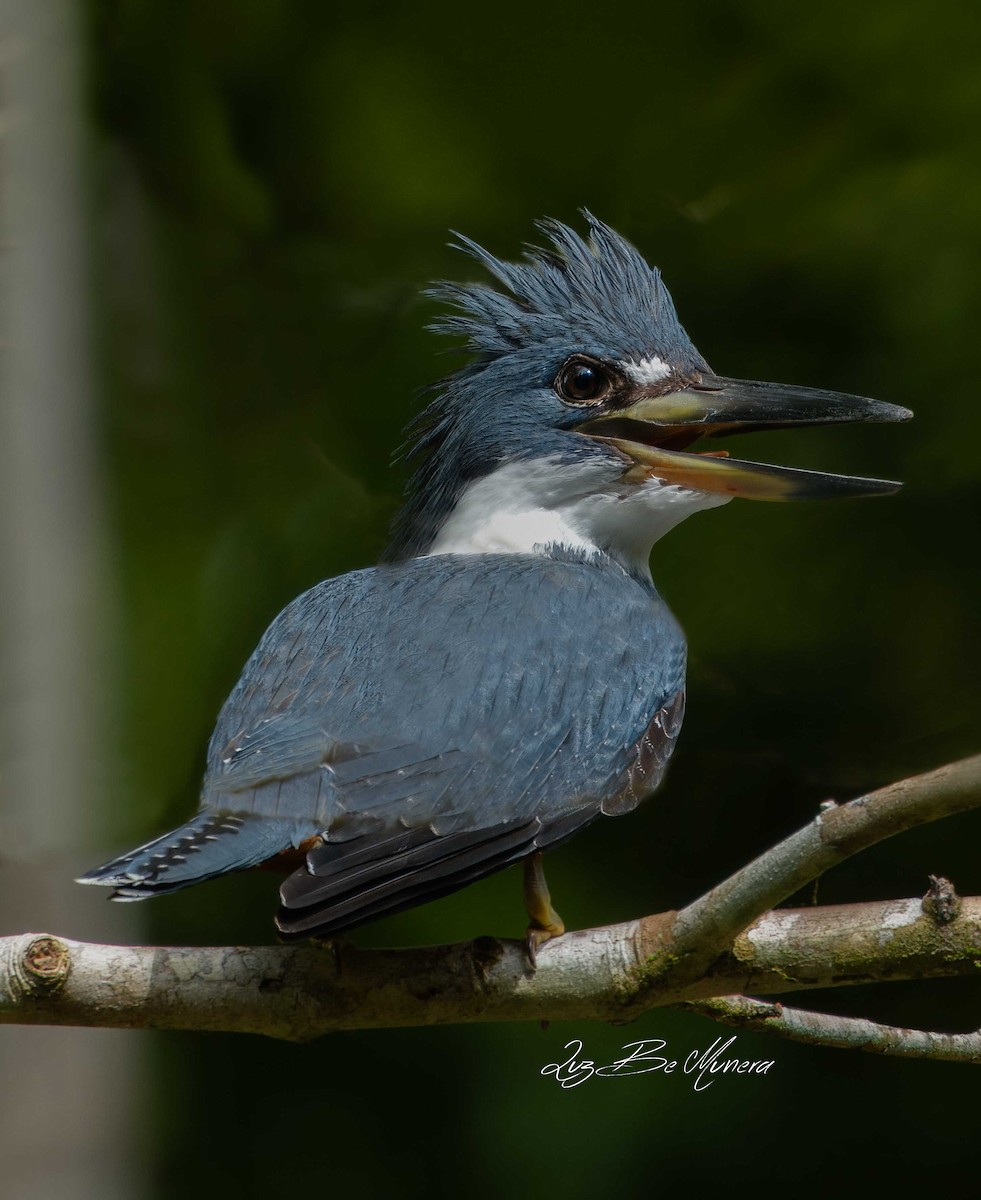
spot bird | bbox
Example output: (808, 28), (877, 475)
(78, 214), (911, 955)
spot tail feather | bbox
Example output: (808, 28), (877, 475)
(77, 810), (319, 900)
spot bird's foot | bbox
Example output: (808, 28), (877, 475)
(523, 851), (565, 969)
(524, 918), (565, 968)
(307, 934), (349, 971)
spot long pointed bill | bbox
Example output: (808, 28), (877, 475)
(578, 374), (911, 500)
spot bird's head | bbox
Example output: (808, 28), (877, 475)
(387, 214), (910, 573)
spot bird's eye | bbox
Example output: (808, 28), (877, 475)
(555, 357), (615, 405)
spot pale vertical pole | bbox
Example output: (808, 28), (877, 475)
(0, 2), (145, 1196)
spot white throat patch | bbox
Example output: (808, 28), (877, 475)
(426, 456), (730, 575)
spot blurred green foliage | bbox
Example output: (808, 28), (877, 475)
(83, 0), (978, 1194)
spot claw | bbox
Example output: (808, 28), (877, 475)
(523, 851), (565, 970)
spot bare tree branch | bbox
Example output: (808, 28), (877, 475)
(1, 755), (979, 1044)
(681, 995), (981, 1064)
(632, 754), (981, 998)
(3, 894), (981, 1041)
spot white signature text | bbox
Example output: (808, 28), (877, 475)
(542, 1036), (775, 1091)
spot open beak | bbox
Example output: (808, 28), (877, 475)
(577, 373), (912, 500)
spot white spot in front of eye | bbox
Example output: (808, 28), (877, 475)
(622, 356), (673, 386)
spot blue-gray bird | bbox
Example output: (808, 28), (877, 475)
(79, 215), (910, 952)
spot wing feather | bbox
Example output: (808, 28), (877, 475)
(197, 551), (685, 935)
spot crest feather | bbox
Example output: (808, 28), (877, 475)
(427, 211), (696, 362)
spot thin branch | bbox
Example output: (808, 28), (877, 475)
(681, 995), (981, 1064)
(0, 755), (979, 1042)
(632, 754), (981, 997)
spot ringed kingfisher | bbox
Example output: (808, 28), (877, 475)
(80, 215), (910, 955)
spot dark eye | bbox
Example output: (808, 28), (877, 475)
(555, 356), (615, 405)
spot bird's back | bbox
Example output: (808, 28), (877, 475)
(81, 549), (686, 935)
(206, 549), (685, 835)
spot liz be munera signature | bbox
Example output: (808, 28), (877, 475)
(542, 1036), (776, 1092)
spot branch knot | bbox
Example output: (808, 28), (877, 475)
(3, 934), (71, 1001)
(922, 875), (962, 925)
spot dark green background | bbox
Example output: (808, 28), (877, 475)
(84, 1), (978, 1194)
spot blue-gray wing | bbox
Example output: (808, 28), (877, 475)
(202, 552), (685, 937)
